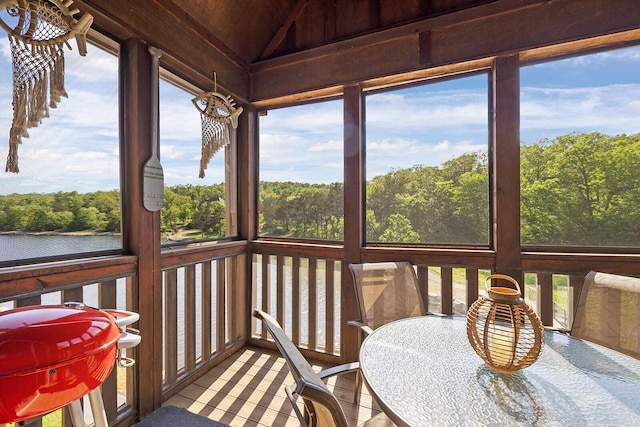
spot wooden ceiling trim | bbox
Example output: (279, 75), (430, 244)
(519, 28), (640, 63)
(432, 0), (640, 65)
(360, 58), (494, 92)
(252, 85), (344, 109)
(250, 0), (640, 102)
(251, 33), (422, 101)
(76, 0), (249, 99)
(260, 0), (310, 60)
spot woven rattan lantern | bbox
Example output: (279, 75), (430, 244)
(467, 274), (544, 374)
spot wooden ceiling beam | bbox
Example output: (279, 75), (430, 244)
(259, 0), (309, 60)
(250, 0), (640, 103)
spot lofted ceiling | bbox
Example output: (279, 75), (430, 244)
(167, 0), (494, 65)
(76, 0), (640, 103)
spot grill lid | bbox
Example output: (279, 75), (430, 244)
(0, 304), (121, 376)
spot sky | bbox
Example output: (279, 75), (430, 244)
(0, 29), (639, 194)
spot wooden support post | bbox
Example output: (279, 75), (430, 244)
(120, 38), (163, 417)
(237, 106), (256, 340)
(342, 84), (365, 363)
(492, 55), (522, 285)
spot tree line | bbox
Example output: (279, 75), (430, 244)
(259, 131), (640, 246)
(1, 132), (639, 246)
(0, 184), (226, 239)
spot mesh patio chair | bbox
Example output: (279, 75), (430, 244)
(571, 271), (640, 359)
(348, 262), (427, 403)
(253, 309), (395, 427)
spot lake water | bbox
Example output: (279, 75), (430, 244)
(0, 233), (121, 262)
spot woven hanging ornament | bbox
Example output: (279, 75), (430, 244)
(0, 0), (93, 173)
(192, 84), (242, 178)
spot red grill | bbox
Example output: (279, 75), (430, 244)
(0, 303), (140, 425)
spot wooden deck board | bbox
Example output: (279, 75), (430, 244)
(163, 346), (382, 426)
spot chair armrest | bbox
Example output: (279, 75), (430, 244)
(317, 362), (360, 381)
(347, 320), (374, 336)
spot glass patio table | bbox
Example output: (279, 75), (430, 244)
(359, 315), (640, 427)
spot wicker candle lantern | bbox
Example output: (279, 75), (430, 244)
(466, 274), (544, 374)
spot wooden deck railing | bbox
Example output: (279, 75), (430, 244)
(2, 241), (640, 426)
(159, 242), (248, 396)
(250, 252), (343, 357)
(249, 252), (585, 362)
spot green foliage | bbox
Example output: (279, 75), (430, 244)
(521, 132), (640, 246)
(0, 184), (227, 239)
(258, 132), (639, 246)
(365, 151), (488, 244)
(259, 181), (344, 239)
(1, 132), (638, 247)
(192, 199), (226, 237)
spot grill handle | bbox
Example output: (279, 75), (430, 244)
(103, 309), (140, 328)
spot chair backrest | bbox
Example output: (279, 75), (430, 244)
(572, 271), (640, 359)
(253, 309), (349, 427)
(349, 261), (426, 330)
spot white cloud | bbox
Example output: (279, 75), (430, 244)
(308, 139), (342, 152)
(521, 83), (640, 142)
(160, 144), (185, 160)
(65, 46), (119, 82)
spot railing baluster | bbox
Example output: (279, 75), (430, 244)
(466, 268), (479, 311)
(416, 264), (429, 311)
(164, 269), (178, 386)
(17, 295), (41, 307)
(536, 273), (554, 326)
(308, 258), (318, 350)
(184, 265), (196, 373)
(276, 255), (285, 325)
(441, 267), (453, 315)
(567, 274), (582, 328)
(216, 258), (226, 350)
(230, 255), (243, 341)
(202, 260), (212, 362)
(226, 257), (235, 342)
(292, 257), (301, 345)
(62, 287), (83, 304)
(260, 254), (269, 339)
(326, 259), (335, 354)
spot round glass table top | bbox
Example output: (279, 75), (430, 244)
(359, 315), (640, 427)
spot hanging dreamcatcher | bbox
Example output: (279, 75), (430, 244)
(192, 74), (243, 178)
(0, 0), (93, 173)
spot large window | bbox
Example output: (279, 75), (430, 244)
(258, 99), (344, 240)
(365, 74), (489, 245)
(158, 74), (236, 244)
(0, 36), (120, 264)
(520, 45), (640, 247)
